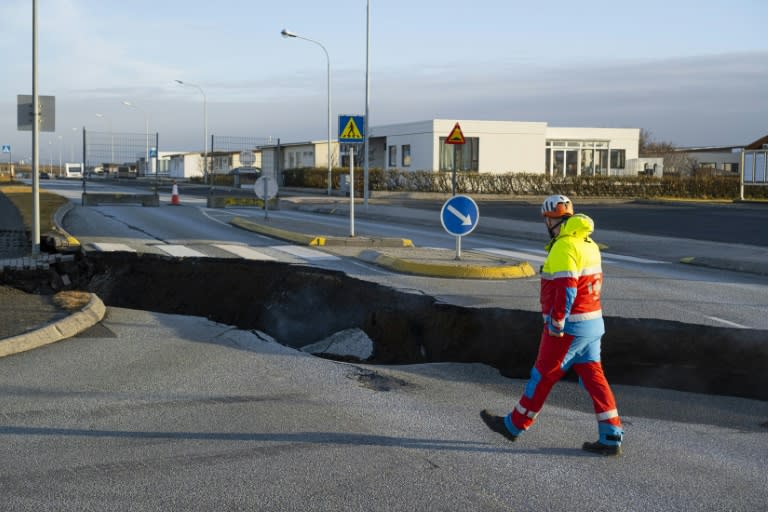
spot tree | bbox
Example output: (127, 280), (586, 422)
(639, 129), (698, 176)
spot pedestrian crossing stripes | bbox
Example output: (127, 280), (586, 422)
(156, 245), (208, 258)
(272, 245), (341, 261)
(213, 244), (277, 261)
(91, 243), (136, 253)
(87, 242), (340, 263)
(85, 242), (664, 267)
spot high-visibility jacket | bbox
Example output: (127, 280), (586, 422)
(540, 213), (604, 338)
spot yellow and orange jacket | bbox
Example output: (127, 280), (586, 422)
(540, 213), (605, 337)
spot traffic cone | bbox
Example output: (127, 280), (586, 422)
(171, 182), (180, 205)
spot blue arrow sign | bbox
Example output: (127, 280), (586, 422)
(1, 145), (10, 153)
(440, 195), (479, 236)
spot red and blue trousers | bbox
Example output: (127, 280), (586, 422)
(504, 329), (624, 446)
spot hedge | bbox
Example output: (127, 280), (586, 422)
(280, 168), (768, 200)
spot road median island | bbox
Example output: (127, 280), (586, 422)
(361, 248), (536, 279)
(229, 216), (414, 248)
(82, 192), (159, 207)
(230, 216), (325, 245)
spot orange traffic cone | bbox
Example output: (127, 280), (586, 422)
(171, 181), (180, 205)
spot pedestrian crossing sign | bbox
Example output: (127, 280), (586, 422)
(338, 115), (364, 142)
(445, 122), (466, 145)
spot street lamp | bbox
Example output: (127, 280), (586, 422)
(281, 28), (332, 196)
(175, 80), (208, 185)
(57, 134), (62, 175)
(70, 127), (78, 162)
(95, 113), (114, 164)
(122, 100), (150, 175)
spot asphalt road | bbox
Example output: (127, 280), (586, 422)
(395, 199), (768, 247)
(1, 307), (765, 511)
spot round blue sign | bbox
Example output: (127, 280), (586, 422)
(440, 195), (479, 236)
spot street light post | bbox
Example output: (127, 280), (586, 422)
(175, 80), (208, 187)
(364, 0), (371, 208)
(122, 100), (150, 176)
(95, 113), (114, 165)
(281, 28), (332, 196)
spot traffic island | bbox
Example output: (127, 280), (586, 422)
(82, 192), (159, 207)
(360, 248), (536, 279)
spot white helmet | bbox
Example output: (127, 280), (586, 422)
(541, 194), (574, 218)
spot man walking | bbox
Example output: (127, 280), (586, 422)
(481, 195), (624, 456)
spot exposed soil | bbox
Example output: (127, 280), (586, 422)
(2, 251), (767, 401)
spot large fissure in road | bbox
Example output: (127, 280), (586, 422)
(4, 252), (767, 401)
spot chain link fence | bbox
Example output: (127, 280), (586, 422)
(84, 129), (159, 177)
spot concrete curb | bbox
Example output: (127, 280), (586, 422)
(229, 216), (413, 248)
(370, 253), (536, 279)
(49, 201), (81, 252)
(680, 256), (768, 276)
(0, 293), (106, 358)
(230, 216), (325, 245)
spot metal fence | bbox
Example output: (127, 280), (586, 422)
(210, 135), (273, 154)
(83, 129), (159, 176)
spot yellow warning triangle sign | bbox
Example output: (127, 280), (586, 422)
(342, 117), (363, 140)
(445, 122), (466, 145)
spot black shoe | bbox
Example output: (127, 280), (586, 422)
(480, 410), (517, 442)
(582, 440), (622, 456)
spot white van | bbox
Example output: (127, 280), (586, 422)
(64, 163), (83, 178)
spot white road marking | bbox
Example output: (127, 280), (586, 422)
(602, 253), (668, 264)
(272, 245), (340, 261)
(156, 245), (208, 258)
(213, 244), (277, 261)
(91, 243), (136, 253)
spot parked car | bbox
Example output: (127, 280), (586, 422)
(227, 167), (262, 177)
(228, 167), (262, 188)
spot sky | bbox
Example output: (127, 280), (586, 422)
(1, 0), (766, 162)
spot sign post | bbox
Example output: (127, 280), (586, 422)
(440, 194), (479, 260)
(444, 122), (466, 196)
(1, 145), (10, 175)
(339, 115), (365, 237)
(255, 175), (278, 220)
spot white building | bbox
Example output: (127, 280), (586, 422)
(369, 119), (640, 176)
(168, 152), (204, 179)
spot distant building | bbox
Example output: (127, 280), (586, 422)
(368, 120), (640, 176)
(671, 145), (743, 173)
(254, 119), (641, 177)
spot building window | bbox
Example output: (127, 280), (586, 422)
(388, 145), (397, 167)
(401, 145), (411, 167)
(439, 137), (479, 171)
(610, 149), (626, 169)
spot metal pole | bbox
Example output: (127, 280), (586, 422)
(82, 127), (87, 199)
(740, 149), (745, 201)
(350, 146), (355, 237)
(145, 116), (149, 175)
(363, 0), (371, 208)
(326, 50), (332, 196)
(31, 0), (40, 255)
(175, 80), (207, 186)
(281, 29), (332, 196)
(452, 146), (457, 196)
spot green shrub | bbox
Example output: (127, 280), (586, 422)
(279, 168), (768, 199)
